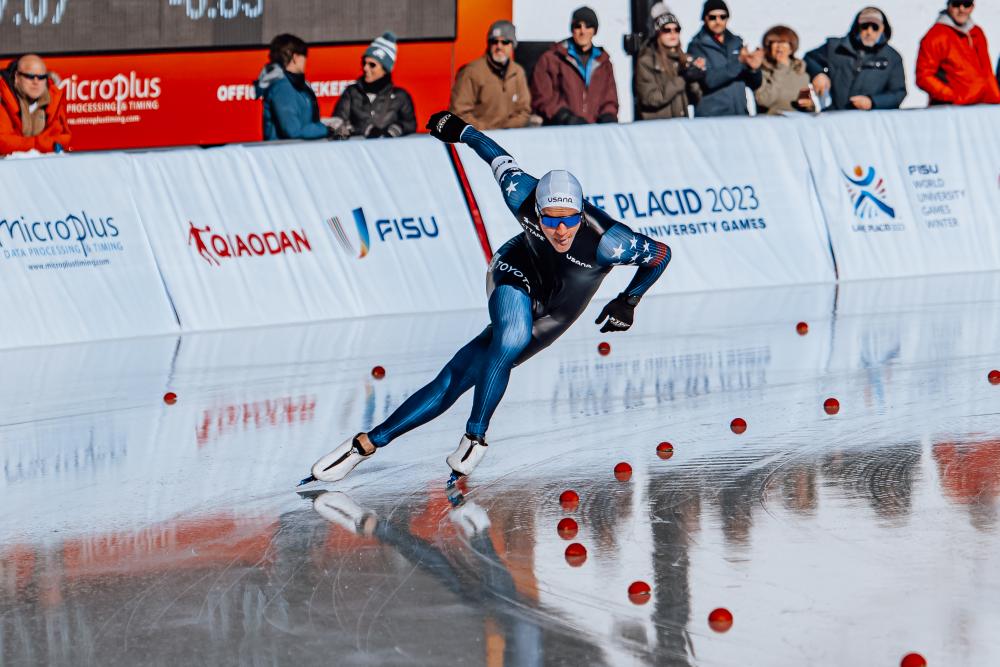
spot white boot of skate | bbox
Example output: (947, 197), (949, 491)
(313, 491), (377, 535)
(446, 434), (488, 477)
(311, 433), (375, 483)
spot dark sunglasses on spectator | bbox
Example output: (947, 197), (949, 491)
(859, 22), (882, 31)
(707, 13), (729, 21)
(539, 212), (582, 229)
(572, 21), (595, 30)
(660, 26), (681, 34)
(949, 0), (974, 7)
(362, 60), (379, 69)
(489, 38), (513, 46)
(17, 71), (48, 81)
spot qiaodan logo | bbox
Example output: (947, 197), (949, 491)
(841, 165), (896, 220)
(187, 221), (312, 267)
(327, 207), (439, 259)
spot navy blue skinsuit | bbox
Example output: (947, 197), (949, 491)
(367, 128), (671, 446)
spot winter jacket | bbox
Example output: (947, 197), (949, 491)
(0, 63), (71, 155)
(635, 41), (703, 120)
(686, 28), (763, 117)
(755, 58), (810, 115)
(256, 64), (328, 141)
(530, 39), (619, 125)
(450, 54), (531, 130)
(804, 11), (906, 111)
(916, 13), (1000, 105)
(333, 75), (416, 138)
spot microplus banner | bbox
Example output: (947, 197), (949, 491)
(0, 153), (178, 349)
(456, 117), (836, 298)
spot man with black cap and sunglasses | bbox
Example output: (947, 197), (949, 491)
(687, 0), (764, 117)
(450, 20), (533, 130)
(304, 109), (670, 486)
(0, 54), (71, 155)
(530, 6), (619, 125)
(804, 7), (906, 111)
(917, 0), (1000, 106)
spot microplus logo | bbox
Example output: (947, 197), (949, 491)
(841, 165), (896, 220)
(327, 207), (439, 259)
(0, 211), (119, 259)
(60, 72), (162, 115)
(187, 221), (312, 267)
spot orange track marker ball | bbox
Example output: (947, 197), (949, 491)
(557, 518), (578, 540)
(730, 418), (747, 435)
(371, 365), (386, 379)
(598, 341), (611, 356)
(796, 321), (809, 335)
(560, 489), (580, 510)
(708, 607), (733, 633)
(163, 392), (177, 405)
(824, 397), (840, 415)
(564, 542), (587, 567)
(900, 653), (926, 667)
(627, 580), (651, 604)
(656, 442), (674, 460)
(614, 461), (632, 481)
(989, 370), (1000, 385)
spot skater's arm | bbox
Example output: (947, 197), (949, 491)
(596, 222), (671, 299)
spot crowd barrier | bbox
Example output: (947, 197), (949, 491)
(2, 105), (999, 349)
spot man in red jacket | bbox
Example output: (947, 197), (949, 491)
(530, 6), (619, 125)
(0, 54), (71, 156)
(916, 0), (1000, 105)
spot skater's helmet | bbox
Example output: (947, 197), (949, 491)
(535, 170), (583, 213)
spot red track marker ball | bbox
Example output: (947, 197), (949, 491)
(656, 442), (674, 460)
(824, 397), (840, 415)
(708, 607), (734, 633)
(989, 370), (1000, 385)
(557, 517), (578, 540)
(163, 392), (177, 405)
(598, 341), (611, 356)
(564, 542), (587, 567)
(371, 365), (386, 379)
(627, 580), (651, 604)
(730, 418), (747, 435)
(560, 489), (580, 510)
(614, 461), (633, 482)
(796, 321), (809, 336)
(900, 653), (926, 667)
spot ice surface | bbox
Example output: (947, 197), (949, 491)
(2, 272), (1000, 665)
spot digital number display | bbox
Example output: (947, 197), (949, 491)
(0, 0), (456, 55)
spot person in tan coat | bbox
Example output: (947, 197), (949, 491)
(635, 3), (705, 120)
(449, 21), (532, 130)
(755, 25), (814, 115)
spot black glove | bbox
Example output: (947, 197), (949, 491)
(596, 113), (617, 124)
(681, 65), (706, 83)
(364, 124), (386, 139)
(426, 110), (470, 143)
(595, 293), (639, 333)
(553, 107), (587, 125)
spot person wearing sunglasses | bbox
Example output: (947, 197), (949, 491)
(530, 6), (619, 125)
(0, 54), (71, 155)
(804, 7), (906, 111)
(917, 0), (1000, 106)
(449, 20), (533, 130)
(306, 110), (670, 485)
(687, 0), (764, 117)
(330, 31), (416, 139)
(635, 3), (705, 120)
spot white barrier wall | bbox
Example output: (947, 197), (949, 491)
(457, 116), (837, 298)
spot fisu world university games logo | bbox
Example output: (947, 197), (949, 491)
(841, 165), (896, 220)
(327, 207), (439, 258)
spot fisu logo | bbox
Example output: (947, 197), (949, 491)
(327, 207), (439, 259)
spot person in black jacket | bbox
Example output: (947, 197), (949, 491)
(805, 7), (906, 111)
(686, 0), (764, 117)
(330, 32), (417, 139)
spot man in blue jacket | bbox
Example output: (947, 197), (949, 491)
(687, 0), (763, 117)
(256, 34), (331, 141)
(805, 7), (906, 111)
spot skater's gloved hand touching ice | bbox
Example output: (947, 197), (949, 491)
(426, 110), (471, 143)
(595, 293), (638, 333)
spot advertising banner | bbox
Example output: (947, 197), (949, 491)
(800, 107), (1000, 281)
(0, 153), (178, 349)
(455, 117), (836, 298)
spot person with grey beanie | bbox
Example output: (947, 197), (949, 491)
(687, 0), (764, 116)
(330, 31), (416, 138)
(449, 20), (533, 129)
(635, 3), (705, 120)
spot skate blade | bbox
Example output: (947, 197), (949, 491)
(297, 474), (318, 487)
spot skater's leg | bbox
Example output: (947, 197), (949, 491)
(465, 285), (533, 438)
(367, 330), (490, 447)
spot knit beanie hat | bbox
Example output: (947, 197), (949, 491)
(651, 2), (680, 31)
(487, 20), (517, 47)
(365, 31), (398, 72)
(702, 0), (729, 19)
(571, 6), (599, 32)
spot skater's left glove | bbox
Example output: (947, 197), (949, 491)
(426, 110), (471, 143)
(595, 293), (639, 333)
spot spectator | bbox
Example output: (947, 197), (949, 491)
(449, 21), (532, 130)
(331, 32), (416, 139)
(256, 34), (332, 141)
(0, 54), (70, 156)
(531, 6), (619, 125)
(635, 3), (704, 120)
(687, 1), (764, 117)
(916, 0), (1000, 106)
(805, 7), (906, 111)
(755, 25), (813, 115)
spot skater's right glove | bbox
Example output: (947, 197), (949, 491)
(426, 111), (471, 144)
(595, 293), (639, 333)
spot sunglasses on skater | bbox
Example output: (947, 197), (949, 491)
(539, 212), (583, 229)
